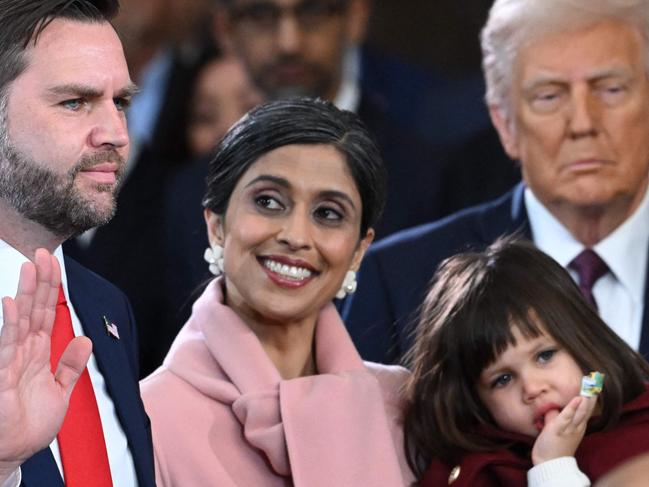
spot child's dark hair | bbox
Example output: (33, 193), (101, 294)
(403, 236), (649, 477)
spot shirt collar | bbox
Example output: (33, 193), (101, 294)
(526, 186), (649, 306)
(127, 47), (173, 147)
(334, 45), (361, 113)
(0, 241), (68, 323)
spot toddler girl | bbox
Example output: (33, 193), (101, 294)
(404, 238), (649, 486)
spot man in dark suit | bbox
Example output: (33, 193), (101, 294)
(343, 0), (649, 364)
(0, 1), (155, 485)
(211, 0), (520, 238)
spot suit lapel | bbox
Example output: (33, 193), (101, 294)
(477, 183), (532, 244)
(21, 448), (64, 487)
(64, 258), (154, 487)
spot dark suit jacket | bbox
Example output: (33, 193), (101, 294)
(20, 257), (155, 487)
(342, 183), (649, 363)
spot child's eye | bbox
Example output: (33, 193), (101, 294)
(491, 373), (512, 389)
(537, 349), (557, 364)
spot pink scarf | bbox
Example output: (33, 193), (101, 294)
(163, 279), (407, 486)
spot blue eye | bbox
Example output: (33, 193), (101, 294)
(491, 373), (512, 389)
(114, 97), (131, 111)
(61, 99), (83, 110)
(537, 349), (556, 364)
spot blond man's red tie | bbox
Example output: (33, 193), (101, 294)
(50, 285), (113, 486)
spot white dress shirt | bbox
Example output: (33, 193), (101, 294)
(334, 45), (361, 113)
(0, 241), (138, 486)
(526, 186), (649, 350)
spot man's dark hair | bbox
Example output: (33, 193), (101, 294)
(203, 97), (386, 237)
(0, 0), (120, 98)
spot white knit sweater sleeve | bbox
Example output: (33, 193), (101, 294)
(527, 456), (590, 487)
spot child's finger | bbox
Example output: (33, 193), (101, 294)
(544, 408), (561, 427)
(572, 395), (597, 427)
(551, 396), (582, 434)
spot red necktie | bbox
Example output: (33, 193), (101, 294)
(568, 249), (609, 310)
(50, 285), (113, 487)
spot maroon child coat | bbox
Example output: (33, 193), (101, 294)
(420, 386), (649, 486)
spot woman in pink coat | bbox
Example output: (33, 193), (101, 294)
(141, 98), (413, 486)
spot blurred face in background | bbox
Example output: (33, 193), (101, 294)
(114, 0), (214, 78)
(187, 56), (263, 157)
(218, 0), (368, 101)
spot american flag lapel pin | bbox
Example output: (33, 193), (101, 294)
(103, 315), (120, 340)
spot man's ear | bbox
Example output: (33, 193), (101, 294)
(204, 209), (225, 246)
(346, 0), (370, 44)
(489, 104), (519, 160)
(350, 227), (374, 272)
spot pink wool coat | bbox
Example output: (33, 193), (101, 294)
(141, 279), (413, 486)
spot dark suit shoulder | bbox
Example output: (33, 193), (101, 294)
(63, 255), (130, 298)
(63, 253), (139, 367)
(344, 185), (528, 363)
(370, 186), (522, 259)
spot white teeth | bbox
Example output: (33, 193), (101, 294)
(264, 259), (313, 280)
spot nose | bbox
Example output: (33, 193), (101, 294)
(277, 209), (312, 251)
(567, 86), (598, 140)
(276, 14), (303, 54)
(88, 101), (129, 149)
(521, 370), (548, 403)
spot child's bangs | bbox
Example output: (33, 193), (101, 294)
(461, 286), (546, 381)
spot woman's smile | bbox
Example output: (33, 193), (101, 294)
(259, 255), (318, 288)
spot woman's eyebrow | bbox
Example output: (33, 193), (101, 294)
(245, 174), (290, 189)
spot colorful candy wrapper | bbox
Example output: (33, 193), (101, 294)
(580, 371), (605, 397)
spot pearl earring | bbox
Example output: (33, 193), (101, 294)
(336, 270), (357, 299)
(203, 244), (225, 276)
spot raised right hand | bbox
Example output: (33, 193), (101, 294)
(0, 249), (92, 481)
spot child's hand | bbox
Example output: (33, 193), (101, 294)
(531, 395), (598, 465)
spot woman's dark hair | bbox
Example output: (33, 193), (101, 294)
(202, 97), (386, 236)
(403, 236), (649, 477)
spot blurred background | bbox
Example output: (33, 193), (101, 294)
(65, 0), (520, 377)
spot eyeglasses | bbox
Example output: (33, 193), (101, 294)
(229, 0), (349, 31)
